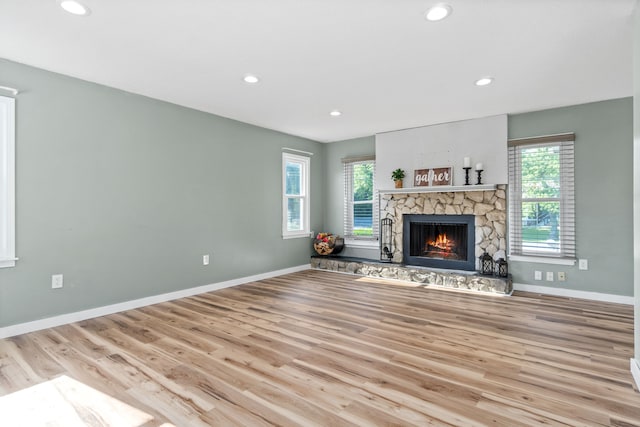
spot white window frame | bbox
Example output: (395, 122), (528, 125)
(508, 133), (575, 263)
(282, 152), (310, 239)
(343, 156), (378, 246)
(0, 95), (16, 268)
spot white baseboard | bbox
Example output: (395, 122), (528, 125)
(631, 358), (640, 392)
(513, 283), (634, 305)
(0, 264), (310, 339)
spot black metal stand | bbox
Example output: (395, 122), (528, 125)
(463, 167), (471, 185)
(476, 169), (484, 185)
(380, 218), (394, 263)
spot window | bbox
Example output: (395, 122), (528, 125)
(282, 152), (310, 239)
(508, 133), (575, 260)
(343, 157), (378, 241)
(0, 95), (16, 268)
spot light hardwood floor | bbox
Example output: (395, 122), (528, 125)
(0, 269), (638, 426)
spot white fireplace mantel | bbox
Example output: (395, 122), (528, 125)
(380, 184), (499, 195)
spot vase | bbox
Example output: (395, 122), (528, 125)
(394, 179), (403, 188)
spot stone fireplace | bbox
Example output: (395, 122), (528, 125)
(381, 185), (507, 269)
(310, 184), (512, 295)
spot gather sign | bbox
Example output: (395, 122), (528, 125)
(414, 167), (453, 187)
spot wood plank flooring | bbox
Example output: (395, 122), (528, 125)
(0, 269), (638, 426)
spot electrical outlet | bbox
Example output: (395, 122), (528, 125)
(558, 272), (566, 281)
(203, 254), (210, 266)
(51, 274), (63, 289)
(546, 272), (554, 281)
(578, 259), (588, 270)
(534, 271), (542, 280)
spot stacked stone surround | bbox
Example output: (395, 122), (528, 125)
(310, 257), (513, 295)
(381, 185), (507, 265)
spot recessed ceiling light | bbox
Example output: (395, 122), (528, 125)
(425, 3), (452, 21)
(329, 110), (342, 117)
(243, 75), (259, 84)
(59, 0), (91, 16)
(475, 77), (494, 86)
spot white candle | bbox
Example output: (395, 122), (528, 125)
(463, 157), (471, 168)
(475, 162), (483, 171)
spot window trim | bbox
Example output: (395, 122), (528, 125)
(508, 133), (576, 261)
(343, 156), (379, 242)
(282, 152), (310, 239)
(0, 95), (16, 268)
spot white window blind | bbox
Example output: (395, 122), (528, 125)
(508, 133), (575, 259)
(343, 156), (378, 240)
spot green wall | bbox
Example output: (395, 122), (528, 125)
(508, 98), (633, 296)
(0, 59), (324, 327)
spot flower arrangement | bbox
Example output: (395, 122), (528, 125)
(313, 233), (344, 255)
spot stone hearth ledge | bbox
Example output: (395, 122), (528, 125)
(311, 256), (513, 295)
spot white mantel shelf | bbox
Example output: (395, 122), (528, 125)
(380, 184), (499, 195)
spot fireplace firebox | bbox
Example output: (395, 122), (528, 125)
(403, 214), (476, 271)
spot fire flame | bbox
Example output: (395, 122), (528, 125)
(427, 233), (454, 252)
(434, 233), (448, 247)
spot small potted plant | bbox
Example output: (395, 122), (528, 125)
(391, 168), (405, 188)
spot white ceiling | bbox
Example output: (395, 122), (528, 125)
(0, 0), (635, 142)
